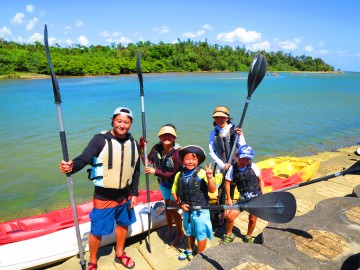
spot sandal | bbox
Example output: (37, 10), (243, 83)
(115, 252), (135, 269)
(178, 249), (192, 261)
(219, 233), (235, 244)
(244, 236), (254, 243)
(87, 262), (97, 270)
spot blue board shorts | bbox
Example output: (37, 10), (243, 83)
(183, 209), (213, 242)
(159, 184), (175, 202)
(90, 199), (136, 236)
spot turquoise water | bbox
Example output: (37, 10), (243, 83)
(0, 72), (359, 221)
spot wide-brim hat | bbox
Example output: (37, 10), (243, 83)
(113, 107), (133, 120)
(158, 126), (177, 138)
(212, 106), (230, 118)
(179, 145), (206, 164)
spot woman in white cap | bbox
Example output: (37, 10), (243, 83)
(208, 105), (247, 226)
(59, 107), (139, 269)
(143, 124), (185, 245)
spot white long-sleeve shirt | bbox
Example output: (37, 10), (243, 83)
(208, 123), (246, 173)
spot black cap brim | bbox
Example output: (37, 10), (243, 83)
(179, 145), (206, 164)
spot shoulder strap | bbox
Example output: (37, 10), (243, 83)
(102, 133), (113, 169)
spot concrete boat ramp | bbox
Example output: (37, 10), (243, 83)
(46, 147), (360, 270)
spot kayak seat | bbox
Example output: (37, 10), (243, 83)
(9, 223), (23, 232)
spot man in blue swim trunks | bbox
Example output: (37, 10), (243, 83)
(60, 107), (139, 270)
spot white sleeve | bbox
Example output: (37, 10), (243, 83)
(236, 132), (247, 148)
(251, 162), (261, 177)
(208, 131), (225, 169)
(225, 166), (233, 181)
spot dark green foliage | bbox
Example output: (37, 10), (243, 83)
(0, 38), (334, 76)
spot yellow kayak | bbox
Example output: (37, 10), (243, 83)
(208, 156), (320, 204)
(256, 156), (320, 193)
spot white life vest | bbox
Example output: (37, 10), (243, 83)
(88, 134), (139, 189)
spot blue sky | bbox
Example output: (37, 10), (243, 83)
(1, 1), (359, 71)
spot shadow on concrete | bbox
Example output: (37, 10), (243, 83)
(266, 227), (313, 239)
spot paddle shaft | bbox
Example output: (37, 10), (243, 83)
(137, 51), (151, 252)
(226, 97), (250, 163)
(44, 25), (86, 270)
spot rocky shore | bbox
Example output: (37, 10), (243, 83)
(46, 145), (360, 270)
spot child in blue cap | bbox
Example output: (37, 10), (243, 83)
(219, 144), (264, 244)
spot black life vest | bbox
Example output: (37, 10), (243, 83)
(213, 125), (237, 167)
(232, 162), (260, 194)
(177, 167), (209, 207)
(151, 143), (179, 184)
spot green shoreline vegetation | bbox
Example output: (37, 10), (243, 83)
(0, 38), (335, 78)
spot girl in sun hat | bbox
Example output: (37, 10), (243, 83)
(141, 124), (185, 245)
(208, 105), (247, 226)
(171, 145), (216, 260)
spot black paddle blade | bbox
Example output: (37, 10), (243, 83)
(136, 51), (144, 96)
(247, 53), (268, 98)
(44, 25), (61, 104)
(344, 160), (360, 176)
(239, 192), (296, 223)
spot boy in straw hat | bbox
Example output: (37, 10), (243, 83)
(171, 145), (216, 260)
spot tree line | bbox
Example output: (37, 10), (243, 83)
(0, 38), (334, 76)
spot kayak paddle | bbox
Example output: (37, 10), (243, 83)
(168, 192), (296, 224)
(275, 160), (360, 193)
(136, 51), (152, 253)
(44, 24), (86, 270)
(227, 53), (268, 164)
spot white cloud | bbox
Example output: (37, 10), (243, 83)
(28, 32), (42, 43)
(75, 20), (84, 28)
(278, 40), (298, 50)
(217, 27), (261, 43)
(0, 26), (12, 36)
(15, 36), (26, 43)
(11, 13), (25, 24)
(318, 41), (324, 47)
(26, 17), (38, 31)
(202, 24), (213, 30)
(78, 35), (89, 46)
(99, 31), (110, 37)
(182, 30), (205, 38)
(318, 49), (328, 55)
(48, 37), (57, 45)
(66, 39), (73, 46)
(63, 26), (71, 34)
(106, 36), (132, 44)
(26, 5), (35, 13)
(247, 40), (271, 51)
(152, 26), (169, 34)
(305, 45), (313, 52)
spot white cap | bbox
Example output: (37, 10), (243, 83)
(113, 107), (133, 119)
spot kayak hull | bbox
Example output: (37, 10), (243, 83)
(0, 190), (168, 270)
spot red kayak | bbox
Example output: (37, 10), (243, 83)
(0, 190), (163, 246)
